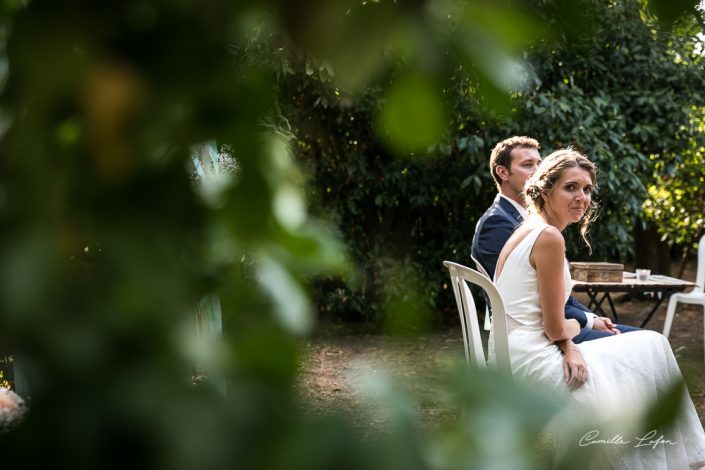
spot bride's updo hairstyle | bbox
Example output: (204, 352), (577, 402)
(524, 147), (598, 251)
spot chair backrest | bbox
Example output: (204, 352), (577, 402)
(471, 254), (493, 331)
(443, 260), (511, 374)
(696, 233), (705, 292)
(470, 254), (492, 281)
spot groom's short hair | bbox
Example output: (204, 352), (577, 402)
(489, 136), (540, 187)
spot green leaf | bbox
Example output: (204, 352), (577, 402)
(376, 73), (446, 154)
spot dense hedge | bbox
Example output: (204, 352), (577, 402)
(279, 1), (705, 323)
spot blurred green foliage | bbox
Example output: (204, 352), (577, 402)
(0, 0), (698, 468)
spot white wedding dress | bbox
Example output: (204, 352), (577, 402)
(493, 224), (705, 469)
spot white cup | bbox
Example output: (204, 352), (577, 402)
(636, 268), (651, 281)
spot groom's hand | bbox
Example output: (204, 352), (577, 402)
(593, 316), (620, 335)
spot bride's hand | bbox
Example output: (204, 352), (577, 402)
(563, 348), (588, 390)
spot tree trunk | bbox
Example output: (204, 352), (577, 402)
(633, 218), (671, 275)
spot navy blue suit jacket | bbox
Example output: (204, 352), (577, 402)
(470, 195), (593, 327)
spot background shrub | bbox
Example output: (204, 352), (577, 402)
(277, 0), (705, 323)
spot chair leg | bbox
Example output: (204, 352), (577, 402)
(662, 298), (679, 338)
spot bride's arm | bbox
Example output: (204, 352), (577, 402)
(531, 227), (588, 388)
(531, 227), (579, 341)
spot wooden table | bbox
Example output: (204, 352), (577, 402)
(571, 273), (695, 327)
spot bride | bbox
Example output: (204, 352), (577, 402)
(492, 148), (705, 468)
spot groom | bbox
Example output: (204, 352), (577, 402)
(471, 136), (639, 343)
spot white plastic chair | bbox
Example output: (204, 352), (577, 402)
(662, 234), (705, 362)
(443, 261), (511, 374)
(470, 255), (492, 331)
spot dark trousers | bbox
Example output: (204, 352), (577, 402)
(573, 324), (641, 344)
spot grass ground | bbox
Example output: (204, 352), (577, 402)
(296, 261), (705, 434)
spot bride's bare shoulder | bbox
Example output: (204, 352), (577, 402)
(534, 225), (565, 249)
